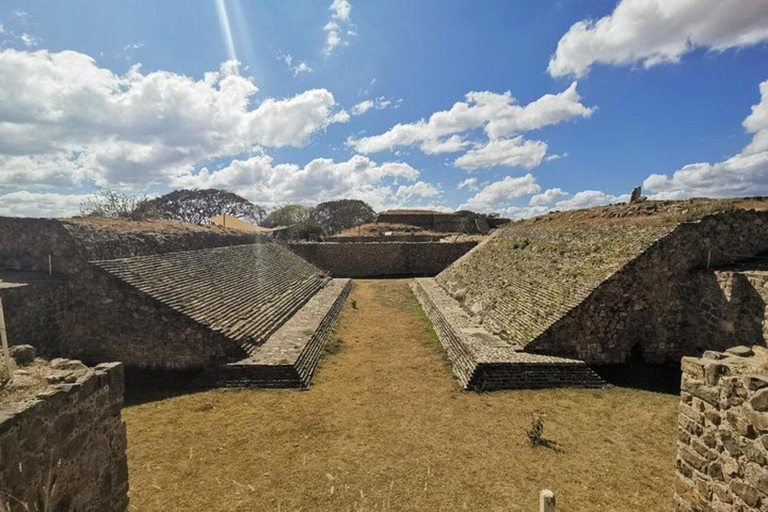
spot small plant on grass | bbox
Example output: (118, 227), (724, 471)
(525, 413), (562, 452)
(526, 413), (546, 446)
(351, 299), (357, 309)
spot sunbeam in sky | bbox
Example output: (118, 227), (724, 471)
(215, 0), (237, 64)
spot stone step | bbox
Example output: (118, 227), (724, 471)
(411, 278), (606, 391)
(197, 279), (352, 388)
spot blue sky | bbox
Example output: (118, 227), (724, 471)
(0, 0), (767, 218)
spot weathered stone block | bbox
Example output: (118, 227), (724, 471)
(9, 344), (35, 365)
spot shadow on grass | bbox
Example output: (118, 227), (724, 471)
(531, 437), (565, 454)
(124, 368), (205, 406)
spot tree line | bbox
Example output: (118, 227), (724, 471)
(79, 188), (375, 238)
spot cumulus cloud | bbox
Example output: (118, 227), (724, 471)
(454, 137), (548, 171)
(459, 174), (541, 211)
(644, 79), (768, 199)
(555, 190), (629, 210)
(324, 0), (354, 55)
(395, 181), (442, 201)
(348, 82), (593, 170)
(549, 0), (768, 77)
(0, 49), (348, 189)
(529, 187), (569, 207)
(171, 154), (439, 211)
(459, 175), (628, 218)
(0, 191), (90, 218)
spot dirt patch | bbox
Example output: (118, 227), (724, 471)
(124, 279), (678, 512)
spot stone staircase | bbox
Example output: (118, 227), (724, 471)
(93, 243), (329, 353)
(412, 278), (605, 390)
(198, 279), (352, 388)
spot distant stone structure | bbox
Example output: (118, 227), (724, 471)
(0, 354), (128, 511)
(376, 209), (465, 233)
(436, 200), (768, 368)
(676, 346), (768, 511)
(288, 241), (477, 278)
(0, 217), (351, 387)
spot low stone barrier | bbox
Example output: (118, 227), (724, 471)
(0, 355), (128, 511)
(676, 345), (768, 511)
(411, 278), (605, 390)
(287, 241), (477, 277)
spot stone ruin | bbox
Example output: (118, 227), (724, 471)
(2, 198), (768, 510)
(0, 345), (128, 512)
(411, 200), (768, 390)
(0, 217), (351, 388)
(676, 345), (768, 511)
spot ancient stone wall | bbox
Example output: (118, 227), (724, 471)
(0, 217), (257, 275)
(676, 347), (768, 511)
(327, 234), (444, 243)
(287, 241), (477, 277)
(59, 267), (247, 369)
(524, 210), (768, 364)
(0, 362), (128, 511)
(685, 269), (768, 356)
(376, 212), (464, 232)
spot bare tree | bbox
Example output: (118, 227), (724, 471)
(79, 189), (157, 220)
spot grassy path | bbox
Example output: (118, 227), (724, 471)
(124, 279), (678, 511)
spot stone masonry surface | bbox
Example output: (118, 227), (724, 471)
(438, 199), (768, 364)
(0, 216), (257, 275)
(687, 265), (768, 355)
(0, 358), (128, 512)
(287, 241), (477, 277)
(198, 278), (352, 388)
(412, 278), (605, 390)
(92, 243), (329, 355)
(676, 346), (768, 511)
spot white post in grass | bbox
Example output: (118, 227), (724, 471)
(0, 298), (11, 374)
(540, 490), (556, 512)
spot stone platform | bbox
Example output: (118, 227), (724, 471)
(199, 278), (353, 388)
(412, 278), (605, 390)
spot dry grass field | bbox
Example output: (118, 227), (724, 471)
(124, 280), (678, 512)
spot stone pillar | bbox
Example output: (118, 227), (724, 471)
(540, 489), (556, 512)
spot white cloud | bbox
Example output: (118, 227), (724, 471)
(0, 49), (348, 189)
(459, 174), (541, 211)
(351, 99), (374, 115)
(351, 97), (399, 116)
(549, 0), (768, 77)
(171, 154), (437, 211)
(457, 177), (479, 191)
(330, 0), (351, 21)
(324, 0), (354, 55)
(459, 175), (627, 217)
(0, 191), (90, 218)
(280, 54), (313, 76)
(555, 190), (629, 210)
(644, 79), (768, 199)
(529, 187), (569, 206)
(454, 137), (548, 171)
(0, 24), (5, 34)
(395, 181), (441, 201)
(348, 82), (592, 170)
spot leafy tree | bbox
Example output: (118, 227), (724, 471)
(141, 189), (266, 225)
(79, 189), (159, 220)
(311, 199), (375, 234)
(262, 204), (315, 227)
(263, 204), (324, 240)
